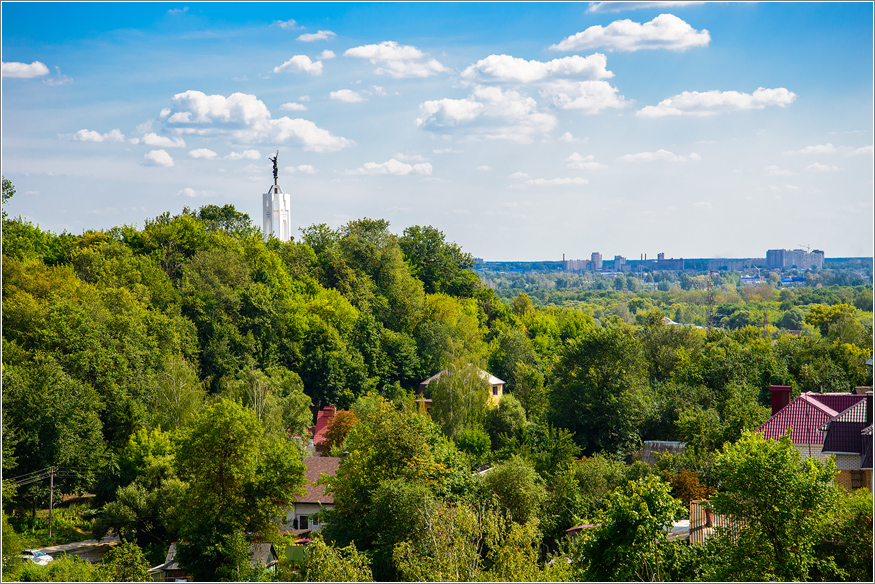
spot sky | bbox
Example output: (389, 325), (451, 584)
(2, 1), (873, 261)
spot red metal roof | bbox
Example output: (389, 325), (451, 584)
(809, 393), (865, 415)
(758, 392), (842, 444)
(311, 407), (336, 446)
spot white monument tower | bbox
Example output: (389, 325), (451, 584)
(263, 150), (291, 241)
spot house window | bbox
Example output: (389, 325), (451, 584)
(850, 470), (864, 489)
(492, 386), (498, 395)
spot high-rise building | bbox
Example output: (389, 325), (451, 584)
(591, 252), (603, 270)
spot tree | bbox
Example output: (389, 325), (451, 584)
(175, 399), (306, 581)
(2, 175), (15, 220)
(317, 409), (358, 455)
(399, 225), (478, 297)
(429, 360), (490, 439)
(550, 326), (649, 455)
(572, 475), (684, 582)
(707, 430), (839, 581)
(149, 354), (206, 431)
(509, 362), (547, 421)
(814, 487), (873, 582)
(304, 536), (375, 582)
(95, 542), (152, 582)
(195, 204), (257, 238)
(480, 455), (547, 524)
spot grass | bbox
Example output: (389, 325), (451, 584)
(11, 502), (96, 549)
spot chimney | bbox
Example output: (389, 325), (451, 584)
(770, 385), (792, 416)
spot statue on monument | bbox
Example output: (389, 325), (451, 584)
(269, 150), (279, 185)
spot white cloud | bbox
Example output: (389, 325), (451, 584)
(167, 7), (188, 15)
(298, 30), (336, 42)
(619, 149), (700, 162)
(330, 89), (366, 103)
(71, 128), (125, 143)
(284, 164), (316, 174)
(559, 132), (575, 142)
(417, 85), (557, 143)
(177, 187), (216, 197)
(764, 165), (796, 176)
(587, 2), (706, 13)
(143, 150), (174, 167)
(540, 80), (627, 114)
(371, 85), (387, 96)
(163, 90), (353, 151)
(319, 50), (337, 60)
(806, 162), (841, 172)
(189, 148), (218, 159)
(510, 172), (530, 179)
(273, 55), (323, 75)
(566, 153), (608, 170)
(267, 117), (355, 152)
(551, 14), (710, 52)
(637, 87), (797, 117)
(274, 19), (300, 30)
(847, 145), (874, 156)
(44, 65), (72, 86)
(462, 53), (613, 83)
(476, 165), (492, 171)
(344, 40), (449, 78)
(2, 61), (51, 78)
(225, 150), (261, 160)
(280, 102), (308, 111)
(783, 143), (836, 155)
(354, 158), (433, 176)
(143, 132), (186, 147)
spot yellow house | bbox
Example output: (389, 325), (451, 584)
(419, 366), (505, 407)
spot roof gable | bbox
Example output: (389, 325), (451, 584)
(758, 393), (839, 444)
(809, 393), (864, 414)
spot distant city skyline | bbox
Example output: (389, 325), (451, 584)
(2, 2), (872, 260)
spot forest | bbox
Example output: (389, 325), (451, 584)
(2, 175), (873, 582)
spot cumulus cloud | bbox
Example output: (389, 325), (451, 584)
(143, 132), (186, 147)
(162, 90), (354, 151)
(273, 55), (323, 75)
(353, 158), (433, 176)
(320, 50), (337, 60)
(225, 150), (261, 160)
(284, 164), (316, 174)
(559, 132), (575, 142)
(71, 128), (125, 142)
(619, 149), (700, 162)
(177, 187), (216, 197)
(637, 87), (797, 117)
(551, 14), (710, 52)
(417, 85), (557, 143)
(189, 148), (218, 159)
(540, 79), (627, 113)
(566, 153), (608, 170)
(298, 30), (336, 42)
(510, 172), (530, 179)
(462, 53), (613, 83)
(280, 102), (308, 111)
(2, 60), (50, 78)
(764, 165), (796, 176)
(344, 40), (449, 78)
(274, 19), (300, 30)
(330, 89), (366, 103)
(806, 162), (841, 172)
(587, 2), (706, 13)
(143, 150), (174, 167)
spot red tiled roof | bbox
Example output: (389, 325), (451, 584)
(295, 457), (341, 504)
(758, 392), (841, 444)
(809, 393), (864, 415)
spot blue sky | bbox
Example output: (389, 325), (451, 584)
(2, 2), (872, 261)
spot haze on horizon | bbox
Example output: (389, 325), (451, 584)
(2, 2), (872, 261)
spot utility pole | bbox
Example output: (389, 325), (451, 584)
(48, 466), (54, 538)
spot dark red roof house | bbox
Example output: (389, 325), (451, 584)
(820, 392), (872, 491)
(758, 385), (868, 489)
(309, 407), (336, 454)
